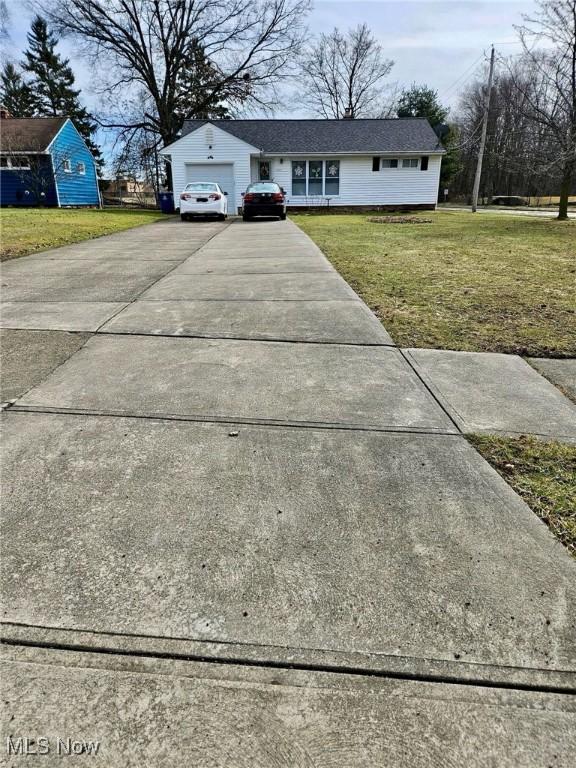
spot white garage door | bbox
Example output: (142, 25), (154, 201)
(185, 163), (235, 204)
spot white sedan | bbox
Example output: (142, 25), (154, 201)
(179, 182), (228, 221)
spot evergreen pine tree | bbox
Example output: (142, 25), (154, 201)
(175, 40), (242, 123)
(0, 62), (39, 117)
(396, 84), (448, 127)
(396, 84), (459, 188)
(22, 16), (102, 166)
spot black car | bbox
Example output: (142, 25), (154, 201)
(490, 195), (528, 206)
(242, 182), (287, 221)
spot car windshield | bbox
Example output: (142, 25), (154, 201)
(247, 183), (280, 192)
(185, 183), (219, 191)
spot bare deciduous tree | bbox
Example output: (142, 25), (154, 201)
(0, 0), (10, 44)
(452, 62), (559, 202)
(111, 129), (161, 206)
(514, 0), (576, 219)
(37, 0), (310, 150)
(299, 24), (394, 118)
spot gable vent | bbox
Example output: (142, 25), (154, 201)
(205, 126), (213, 145)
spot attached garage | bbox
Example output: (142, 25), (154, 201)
(185, 163), (235, 204)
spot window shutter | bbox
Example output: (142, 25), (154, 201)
(420, 156), (429, 171)
(372, 157), (380, 172)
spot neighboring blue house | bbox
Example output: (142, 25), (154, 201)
(0, 114), (100, 207)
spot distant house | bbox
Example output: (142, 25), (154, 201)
(160, 118), (444, 214)
(106, 178), (155, 197)
(0, 114), (100, 207)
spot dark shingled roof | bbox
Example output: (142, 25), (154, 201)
(0, 117), (68, 152)
(180, 118), (444, 154)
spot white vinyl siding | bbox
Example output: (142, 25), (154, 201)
(268, 155), (442, 207)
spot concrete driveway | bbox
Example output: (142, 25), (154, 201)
(1, 218), (575, 765)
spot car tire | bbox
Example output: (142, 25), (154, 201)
(218, 213), (226, 221)
(180, 213), (188, 221)
(279, 212), (287, 221)
(242, 214), (251, 222)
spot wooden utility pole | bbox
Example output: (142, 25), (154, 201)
(471, 45), (495, 212)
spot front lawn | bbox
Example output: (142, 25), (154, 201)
(294, 211), (576, 357)
(0, 208), (168, 261)
(469, 434), (576, 558)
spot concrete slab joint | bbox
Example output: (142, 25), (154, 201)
(1, 217), (576, 764)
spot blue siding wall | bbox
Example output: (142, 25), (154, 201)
(0, 157), (58, 206)
(51, 120), (100, 206)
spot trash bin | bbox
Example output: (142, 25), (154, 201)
(158, 192), (174, 214)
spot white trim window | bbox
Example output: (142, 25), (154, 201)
(62, 158), (72, 173)
(402, 158), (419, 169)
(0, 155), (31, 170)
(77, 161), (86, 175)
(381, 158), (398, 169)
(291, 160), (340, 196)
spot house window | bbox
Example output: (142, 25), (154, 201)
(0, 155), (31, 170)
(291, 161), (306, 196)
(63, 159), (72, 173)
(325, 160), (339, 195)
(381, 158), (398, 169)
(258, 160), (271, 181)
(77, 162), (86, 175)
(308, 160), (323, 195)
(291, 160), (340, 196)
(402, 158), (419, 169)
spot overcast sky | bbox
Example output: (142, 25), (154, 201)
(311, 0), (530, 111)
(5, 0), (532, 109)
(3, 0), (533, 160)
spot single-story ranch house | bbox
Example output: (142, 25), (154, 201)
(0, 114), (100, 207)
(161, 118), (444, 213)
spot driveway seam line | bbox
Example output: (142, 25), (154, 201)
(2, 636), (574, 697)
(5, 405), (462, 436)
(91, 222), (232, 332)
(2, 332), (96, 405)
(399, 348), (463, 434)
(94, 330), (396, 347)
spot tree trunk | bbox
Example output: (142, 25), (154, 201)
(164, 158), (173, 194)
(557, 159), (574, 220)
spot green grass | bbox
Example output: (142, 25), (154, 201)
(0, 208), (168, 261)
(294, 211), (576, 357)
(469, 434), (576, 557)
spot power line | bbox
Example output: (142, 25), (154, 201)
(439, 52), (487, 101)
(450, 120), (484, 150)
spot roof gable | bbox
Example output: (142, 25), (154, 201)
(162, 121), (260, 153)
(179, 118), (444, 154)
(0, 117), (69, 152)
